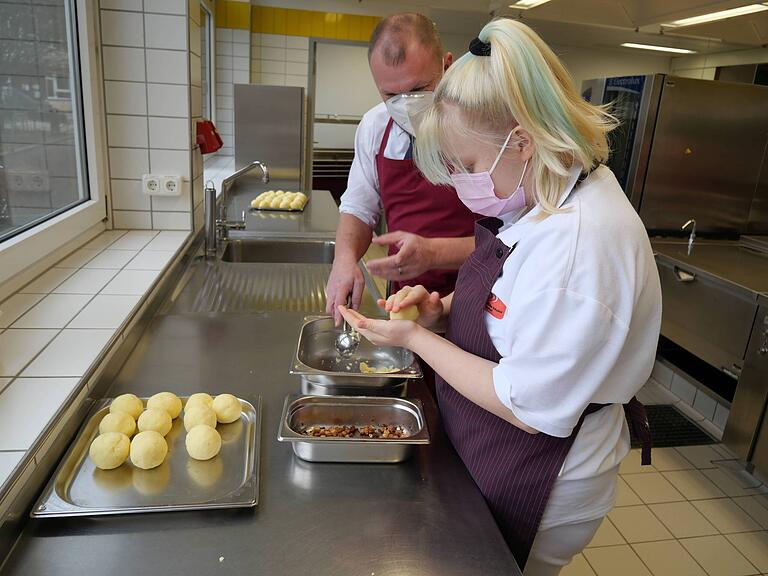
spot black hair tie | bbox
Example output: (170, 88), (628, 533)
(469, 37), (491, 56)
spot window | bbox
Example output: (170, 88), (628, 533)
(0, 0), (89, 244)
(200, 4), (213, 120)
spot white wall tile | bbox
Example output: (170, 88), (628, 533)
(652, 360), (674, 388)
(233, 56), (249, 71)
(189, 20), (201, 56)
(217, 29), (233, 42)
(250, 72), (261, 84)
(100, 0), (142, 10)
(192, 175), (203, 207)
(250, 33), (261, 45)
(150, 149), (191, 178)
(69, 295), (142, 329)
(217, 69), (233, 83)
(104, 81), (147, 115)
(21, 330), (115, 378)
(216, 108), (233, 122)
(261, 34), (286, 48)
(693, 390), (718, 422)
(109, 147), (149, 179)
(285, 61), (308, 76)
(232, 70), (248, 84)
(84, 249), (138, 270)
(113, 210), (152, 229)
(216, 41), (233, 56)
(12, 294), (91, 329)
(144, 230), (188, 251)
(261, 73), (286, 86)
(285, 48), (309, 63)
(0, 451), (25, 489)
(233, 43), (249, 58)
(151, 211), (191, 230)
(189, 0), (200, 24)
(149, 117), (190, 149)
(151, 181), (191, 211)
(671, 374), (697, 405)
(250, 45), (261, 59)
(145, 14), (187, 50)
(0, 378), (81, 450)
(101, 10), (144, 47)
(102, 46), (146, 82)
(286, 36), (308, 50)
(232, 29), (249, 44)
(107, 114), (148, 148)
(145, 0), (186, 14)
(101, 270), (160, 295)
(261, 46), (286, 61)
(83, 230), (127, 251)
(147, 83), (189, 117)
(190, 85), (202, 117)
(0, 329), (58, 377)
(0, 294), (45, 328)
(216, 54), (233, 69)
(53, 269), (118, 295)
(146, 49), (188, 84)
(216, 82), (233, 96)
(713, 404), (730, 430)
(57, 248), (101, 269)
(285, 75), (307, 89)
(125, 250), (175, 270)
(110, 230), (158, 250)
(216, 121), (233, 135)
(217, 95), (233, 109)
(190, 53), (202, 86)
(192, 149), (203, 179)
(18, 268), (76, 294)
(111, 179), (150, 211)
(261, 60), (285, 74)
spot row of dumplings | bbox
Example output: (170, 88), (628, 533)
(250, 190), (308, 210)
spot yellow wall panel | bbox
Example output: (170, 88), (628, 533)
(336, 13), (349, 41)
(298, 10), (312, 36)
(285, 9), (301, 36)
(274, 8), (286, 35)
(311, 11), (324, 37)
(215, 1), (227, 26)
(348, 14), (362, 42)
(226, 1), (250, 30)
(260, 6), (275, 34)
(246, 5), (380, 41)
(250, 5), (261, 33)
(323, 12), (337, 39)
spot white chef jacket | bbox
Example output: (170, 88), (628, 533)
(486, 164), (661, 527)
(338, 102), (412, 228)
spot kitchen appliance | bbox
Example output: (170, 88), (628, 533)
(234, 84), (304, 188)
(582, 74), (768, 237)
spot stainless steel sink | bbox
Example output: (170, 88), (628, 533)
(221, 239), (335, 264)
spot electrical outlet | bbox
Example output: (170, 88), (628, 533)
(161, 175), (182, 196)
(142, 174), (161, 195)
(142, 174), (182, 196)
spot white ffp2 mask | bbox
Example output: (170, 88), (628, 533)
(384, 91), (435, 136)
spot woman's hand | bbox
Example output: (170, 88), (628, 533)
(338, 306), (421, 349)
(379, 285), (444, 329)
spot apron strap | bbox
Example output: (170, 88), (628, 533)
(379, 117), (395, 157)
(624, 397), (653, 465)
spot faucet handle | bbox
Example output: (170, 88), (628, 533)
(682, 219), (696, 231)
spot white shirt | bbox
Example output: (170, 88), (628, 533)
(485, 165), (661, 526)
(338, 102), (412, 228)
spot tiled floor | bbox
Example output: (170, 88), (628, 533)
(564, 444), (768, 576)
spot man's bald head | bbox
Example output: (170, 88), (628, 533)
(368, 12), (443, 67)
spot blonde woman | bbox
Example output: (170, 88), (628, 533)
(340, 18), (661, 576)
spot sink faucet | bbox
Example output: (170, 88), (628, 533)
(204, 161), (269, 258)
(682, 219), (696, 256)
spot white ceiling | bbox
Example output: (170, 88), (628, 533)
(351, 0), (768, 54)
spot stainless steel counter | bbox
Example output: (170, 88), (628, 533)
(0, 206), (519, 574)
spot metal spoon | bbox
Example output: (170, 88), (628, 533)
(335, 296), (360, 358)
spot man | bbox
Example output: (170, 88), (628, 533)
(325, 12), (477, 325)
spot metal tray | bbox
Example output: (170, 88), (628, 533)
(31, 396), (261, 518)
(277, 395), (429, 463)
(290, 316), (422, 387)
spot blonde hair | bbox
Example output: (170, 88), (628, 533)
(415, 18), (617, 214)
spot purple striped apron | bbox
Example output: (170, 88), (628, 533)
(436, 216), (651, 569)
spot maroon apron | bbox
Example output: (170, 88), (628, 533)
(436, 216), (652, 569)
(375, 118), (477, 297)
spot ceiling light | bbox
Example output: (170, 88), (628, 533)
(663, 3), (768, 27)
(509, 0), (552, 9)
(621, 42), (697, 54)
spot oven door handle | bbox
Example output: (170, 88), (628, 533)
(674, 266), (696, 283)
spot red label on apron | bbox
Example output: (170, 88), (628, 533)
(484, 293), (507, 319)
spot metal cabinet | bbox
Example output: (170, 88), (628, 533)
(656, 256), (758, 375)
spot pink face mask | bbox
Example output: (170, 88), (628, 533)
(450, 130), (529, 217)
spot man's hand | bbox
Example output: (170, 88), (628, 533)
(325, 259), (364, 326)
(366, 231), (434, 280)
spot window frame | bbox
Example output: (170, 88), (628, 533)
(201, 1), (216, 122)
(0, 0), (109, 290)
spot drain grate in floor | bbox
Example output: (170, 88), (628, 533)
(630, 404), (716, 449)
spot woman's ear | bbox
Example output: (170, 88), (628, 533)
(513, 127), (535, 161)
(443, 52), (453, 70)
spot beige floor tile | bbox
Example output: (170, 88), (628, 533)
(652, 447), (696, 471)
(680, 535), (759, 576)
(624, 472), (686, 504)
(649, 501), (719, 538)
(562, 553), (597, 576)
(633, 540), (707, 576)
(587, 517), (626, 547)
(676, 445), (725, 469)
(733, 497), (768, 529)
(609, 505), (673, 543)
(616, 476), (643, 507)
(663, 470), (727, 500)
(621, 449), (656, 474)
(703, 469), (764, 498)
(726, 532), (768, 573)
(584, 545), (652, 576)
(692, 499), (762, 534)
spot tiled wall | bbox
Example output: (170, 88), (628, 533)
(670, 47), (768, 80)
(99, 0), (203, 232)
(251, 33), (309, 88)
(214, 28), (249, 156)
(249, 5), (380, 42)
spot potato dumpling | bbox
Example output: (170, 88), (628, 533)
(212, 393), (242, 424)
(130, 430), (168, 470)
(99, 411), (136, 437)
(109, 393), (143, 420)
(89, 432), (130, 470)
(388, 287), (420, 321)
(186, 425), (222, 461)
(269, 198), (282, 209)
(147, 391), (182, 419)
(137, 408), (172, 436)
(278, 198), (292, 209)
(185, 392), (214, 410)
(184, 404), (217, 432)
(289, 199), (304, 210)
